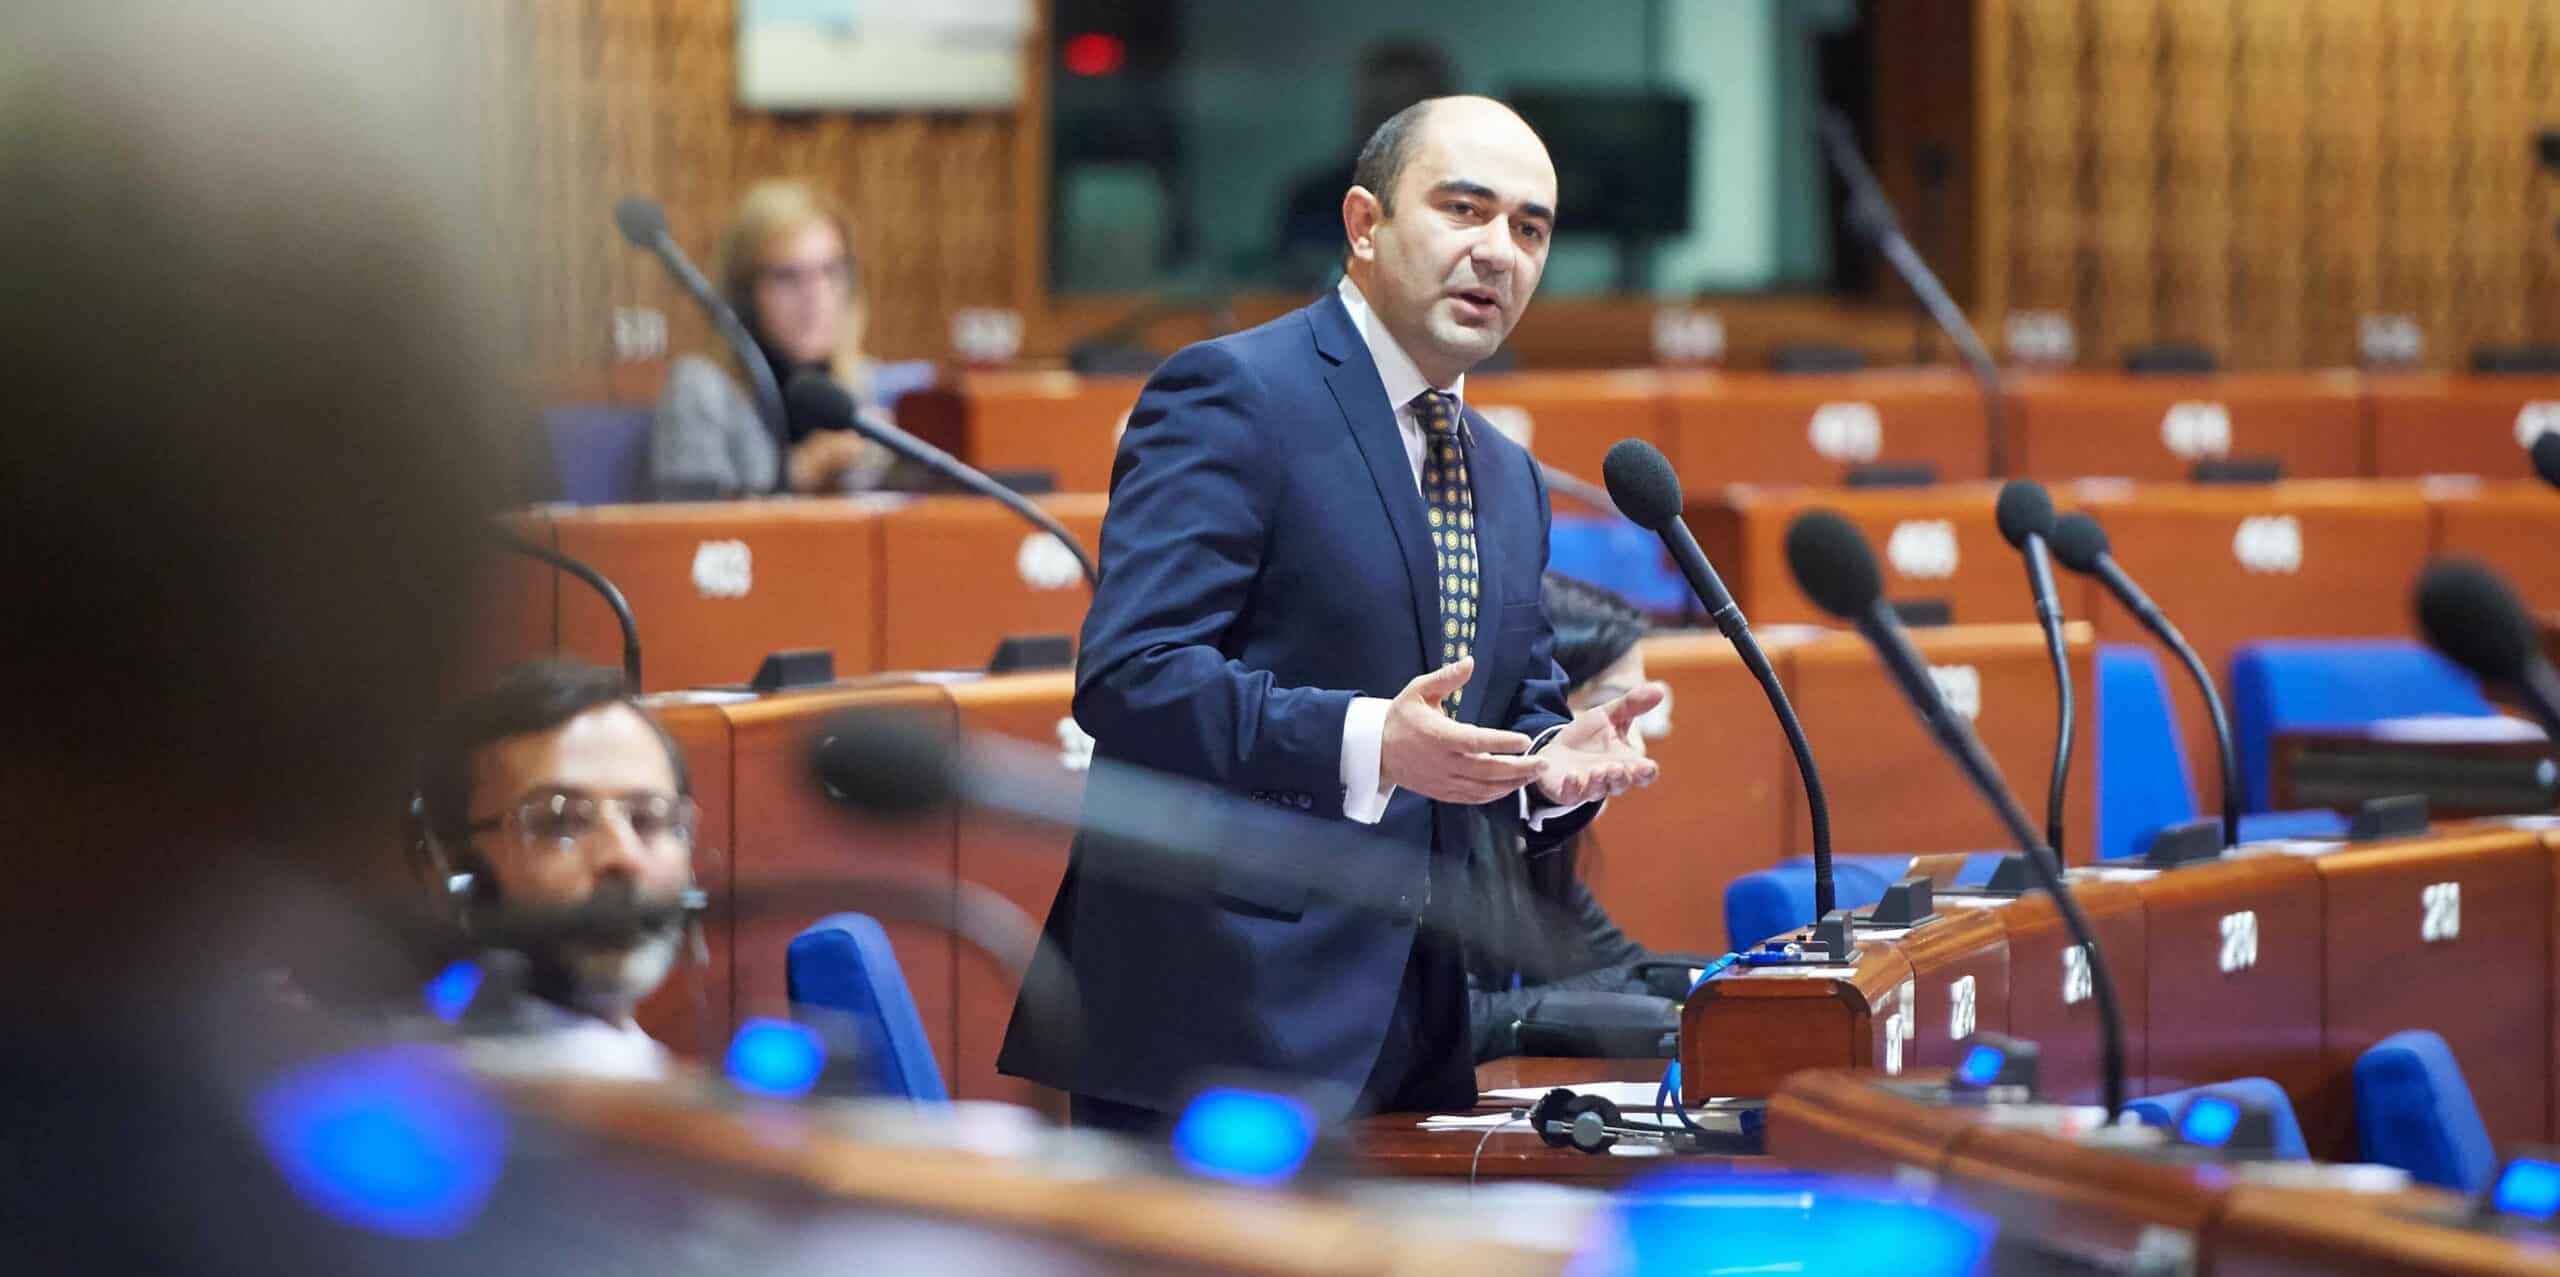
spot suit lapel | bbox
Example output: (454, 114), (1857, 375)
(1455, 404), (1508, 724)
(1310, 293), (1438, 674)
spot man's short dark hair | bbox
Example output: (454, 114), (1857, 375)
(1351, 98), (1436, 216)
(417, 659), (690, 849)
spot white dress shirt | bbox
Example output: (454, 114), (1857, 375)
(1331, 276), (1583, 828)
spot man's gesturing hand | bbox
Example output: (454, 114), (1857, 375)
(1378, 657), (1542, 804)
(1532, 682), (1666, 808)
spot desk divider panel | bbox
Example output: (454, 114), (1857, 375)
(946, 672), (1080, 1117)
(2308, 827), (2552, 1160)
(2365, 374), (2560, 481)
(1945, 879), (2152, 1105)
(1465, 370), (1669, 515)
(1689, 482), (2052, 629)
(1664, 368), (1988, 489)
(1765, 1069), (1978, 1180)
(2427, 481), (2560, 614)
(874, 496), (1107, 675)
(915, 370), (1142, 494)
(1938, 1120), (2229, 1269)
(2125, 855), (2328, 1120)
(2004, 371), (2367, 482)
(1888, 908), (2014, 1075)
(633, 699), (737, 1054)
(1682, 938), (1916, 1105)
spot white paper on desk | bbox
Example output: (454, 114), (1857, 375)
(2364, 713), (2546, 743)
(1415, 1112), (1529, 1129)
(1481, 1082), (1674, 1108)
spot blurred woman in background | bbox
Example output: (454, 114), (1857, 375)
(650, 179), (931, 498)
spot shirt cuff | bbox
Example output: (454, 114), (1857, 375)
(1339, 696), (1396, 825)
(1520, 723), (1597, 830)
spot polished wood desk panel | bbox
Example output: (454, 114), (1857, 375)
(947, 671), (1079, 1116)
(1688, 482), (2056, 629)
(632, 697), (739, 1052)
(2003, 371), (2366, 482)
(2366, 374), (2560, 481)
(2310, 828), (2552, 1158)
(1680, 936), (1916, 1104)
(875, 496), (1106, 673)
(1778, 624), (2097, 859)
(450, 511), (561, 697)
(2129, 854), (2329, 1117)
(2267, 725), (2558, 820)
(1939, 1119), (2231, 1265)
(1892, 909), (2014, 1077)
(551, 502), (888, 691)
(2073, 481), (2434, 812)
(1764, 1068), (1978, 1181)
(901, 370), (1141, 494)
(2211, 1183), (2560, 1277)
(2429, 480), (2560, 613)
(1465, 370), (1668, 514)
(1664, 368), (1987, 489)
(719, 683), (959, 1074)
(1945, 879), (2152, 1105)
(1578, 633), (1796, 955)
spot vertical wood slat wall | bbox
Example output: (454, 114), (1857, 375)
(1968, 0), (2560, 371)
(469, 0), (1042, 397)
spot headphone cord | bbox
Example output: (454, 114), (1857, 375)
(1469, 1113), (1527, 1194)
(1654, 952), (1741, 1134)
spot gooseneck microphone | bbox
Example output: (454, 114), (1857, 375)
(2049, 512), (2239, 849)
(486, 525), (643, 689)
(1785, 510), (2127, 1120)
(613, 196), (790, 479)
(785, 374), (1099, 588)
(2533, 431), (2560, 492)
(1996, 480), (2075, 859)
(2415, 559), (2560, 739)
(1603, 439), (1837, 917)
(1818, 111), (2007, 478)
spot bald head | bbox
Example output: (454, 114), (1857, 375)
(1342, 96), (1557, 386)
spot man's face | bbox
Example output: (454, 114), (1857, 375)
(463, 703), (692, 1018)
(1347, 99), (1557, 385)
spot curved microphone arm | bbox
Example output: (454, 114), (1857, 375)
(486, 525), (642, 690)
(2158, 618), (2241, 849)
(858, 415), (1100, 588)
(1731, 630), (1835, 917)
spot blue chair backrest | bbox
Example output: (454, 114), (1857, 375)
(2356, 1029), (2497, 1191)
(2097, 644), (2198, 863)
(541, 403), (653, 506)
(1723, 859), (1895, 952)
(2125, 1077), (2309, 1160)
(786, 912), (948, 1103)
(1547, 514), (1692, 616)
(2228, 640), (2496, 812)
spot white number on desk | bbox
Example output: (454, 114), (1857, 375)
(2515, 402), (2560, 450)
(2063, 944), (2093, 1006)
(2161, 401), (2232, 460)
(1886, 519), (1959, 580)
(1927, 663), (1982, 721)
(2231, 516), (2303, 575)
(690, 539), (752, 599)
(1809, 402), (1883, 463)
(1948, 974), (1978, 1041)
(2421, 881), (2462, 943)
(1882, 978), (1918, 1075)
(2219, 910), (2259, 973)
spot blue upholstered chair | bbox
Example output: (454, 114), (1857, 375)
(786, 912), (948, 1103)
(2228, 639), (2498, 813)
(1722, 859), (1895, 952)
(2096, 644), (2349, 862)
(540, 403), (653, 506)
(2355, 1029), (2498, 1191)
(1547, 514), (1693, 616)
(2125, 1077), (2309, 1160)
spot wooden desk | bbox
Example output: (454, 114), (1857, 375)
(550, 501), (888, 691)
(947, 672), (1080, 1117)
(1763, 1068), (1979, 1180)
(2004, 371), (2366, 482)
(2310, 828), (2553, 1158)
(1578, 633), (1796, 955)
(2428, 480), (2560, 613)
(2211, 1183), (2560, 1276)
(451, 510), (561, 697)
(2268, 724), (2559, 819)
(2072, 480), (2434, 814)
(899, 370), (1142, 494)
(2366, 374), (2560, 481)
(1681, 932), (1916, 1103)
(1778, 624), (2097, 858)
(1939, 1118), (2231, 1266)
(1465, 371), (1667, 514)
(1943, 879), (2152, 1106)
(1688, 482), (2048, 628)
(1665, 368), (1987, 488)
(631, 696), (740, 1053)
(2128, 854), (2328, 1117)
(874, 495), (1105, 673)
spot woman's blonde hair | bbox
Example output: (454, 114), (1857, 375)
(710, 178), (870, 394)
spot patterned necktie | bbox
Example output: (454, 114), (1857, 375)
(1413, 389), (1477, 712)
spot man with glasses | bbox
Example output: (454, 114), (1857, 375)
(415, 659), (700, 1076)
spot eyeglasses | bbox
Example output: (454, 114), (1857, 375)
(463, 791), (697, 855)
(756, 259), (856, 294)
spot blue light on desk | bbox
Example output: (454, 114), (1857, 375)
(725, 1018), (825, 1098)
(1580, 1170), (1992, 1277)
(251, 1044), (507, 1239)
(2179, 1095), (2242, 1148)
(2494, 1157), (2560, 1221)
(423, 960), (483, 1024)
(1955, 1042), (2006, 1087)
(1171, 1087), (1316, 1187)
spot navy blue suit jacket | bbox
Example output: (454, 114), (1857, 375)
(996, 290), (1589, 1112)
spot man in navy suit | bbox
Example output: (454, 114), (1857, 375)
(999, 96), (1665, 1129)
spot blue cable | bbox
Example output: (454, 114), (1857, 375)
(1656, 953), (1741, 1131)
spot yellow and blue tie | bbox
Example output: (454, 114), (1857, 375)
(1413, 389), (1477, 712)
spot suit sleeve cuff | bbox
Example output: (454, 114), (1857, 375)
(1339, 696), (1396, 825)
(1520, 723), (1598, 830)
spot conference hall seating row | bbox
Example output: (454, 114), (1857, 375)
(894, 368), (2560, 495)
(1680, 818), (2560, 1167)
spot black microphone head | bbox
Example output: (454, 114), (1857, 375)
(1784, 510), (1884, 621)
(2047, 512), (2112, 575)
(1994, 479), (2057, 549)
(2532, 430), (2560, 491)
(784, 371), (858, 433)
(1601, 439), (1685, 529)
(612, 197), (669, 248)
(809, 709), (957, 822)
(2414, 558), (2540, 685)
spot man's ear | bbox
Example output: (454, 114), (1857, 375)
(1342, 185), (1385, 264)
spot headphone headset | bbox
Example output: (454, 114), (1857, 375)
(1524, 1087), (1710, 1156)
